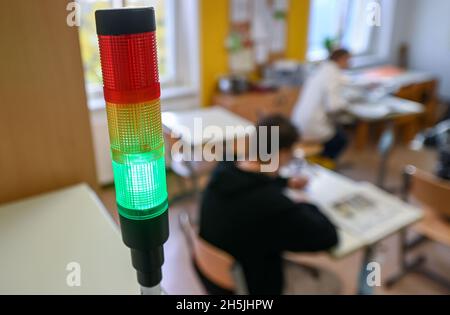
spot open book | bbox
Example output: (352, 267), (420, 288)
(316, 182), (422, 243)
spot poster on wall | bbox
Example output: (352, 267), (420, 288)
(228, 0), (290, 72)
(270, 0), (289, 53)
(231, 0), (251, 23)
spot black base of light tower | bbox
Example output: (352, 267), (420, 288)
(119, 208), (169, 293)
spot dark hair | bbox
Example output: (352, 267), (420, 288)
(329, 48), (350, 62)
(255, 115), (300, 155)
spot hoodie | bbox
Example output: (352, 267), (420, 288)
(199, 161), (338, 295)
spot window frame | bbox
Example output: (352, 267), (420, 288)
(77, 0), (199, 111)
(307, 0), (397, 68)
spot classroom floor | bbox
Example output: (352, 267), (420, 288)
(99, 144), (450, 295)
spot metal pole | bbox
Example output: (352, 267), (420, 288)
(141, 284), (162, 295)
(358, 245), (376, 295)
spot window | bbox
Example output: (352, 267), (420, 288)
(307, 0), (379, 61)
(78, 0), (177, 108)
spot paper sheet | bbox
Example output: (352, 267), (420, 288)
(231, 0), (251, 23)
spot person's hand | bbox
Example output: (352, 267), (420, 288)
(288, 176), (309, 190)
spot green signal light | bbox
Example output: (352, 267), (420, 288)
(112, 147), (168, 220)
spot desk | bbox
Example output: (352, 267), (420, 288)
(214, 87), (300, 123)
(347, 97), (425, 150)
(162, 107), (254, 202)
(162, 107), (254, 148)
(347, 96), (424, 121)
(286, 166), (423, 294)
(346, 66), (438, 149)
(346, 65), (434, 90)
(0, 184), (138, 294)
(345, 96), (425, 150)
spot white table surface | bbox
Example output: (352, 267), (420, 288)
(347, 96), (425, 121)
(286, 166), (423, 259)
(346, 68), (434, 90)
(162, 107), (254, 147)
(0, 184), (138, 294)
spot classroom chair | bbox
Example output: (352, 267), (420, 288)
(295, 142), (324, 158)
(387, 165), (450, 290)
(294, 142), (338, 170)
(179, 211), (341, 295)
(394, 80), (439, 143)
(178, 212), (248, 295)
(396, 80), (439, 127)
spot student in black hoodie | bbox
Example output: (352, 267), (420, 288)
(199, 115), (339, 295)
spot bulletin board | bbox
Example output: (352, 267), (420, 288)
(227, 0), (290, 74)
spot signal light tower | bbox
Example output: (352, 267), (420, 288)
(95, 7), (169, 294)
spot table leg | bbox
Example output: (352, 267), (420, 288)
(358, 245), (377, 295)
(355, 122), (369, 151)
(385, 230), (427, 288)
(402, 117), (419, 144)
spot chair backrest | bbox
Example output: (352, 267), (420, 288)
(178, 212), (237, 292)
(395, 80), (438, 126)
(193, 237), (237, 292)
(405, 165), (450, 218)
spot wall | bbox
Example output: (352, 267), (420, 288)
(286, 0), (310, 61)
(389, 0), (415, 65)
(392, 0), (450, 100)
(199, 0), (230, 106)
(199, 0), (311, 106)
(0, 0), (98, 203)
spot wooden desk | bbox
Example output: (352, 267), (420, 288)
(0, 184), (138, 294)
(347, 66), (438, 149)
(346, 96), (425, 150)
(214, 87), (300, 123)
